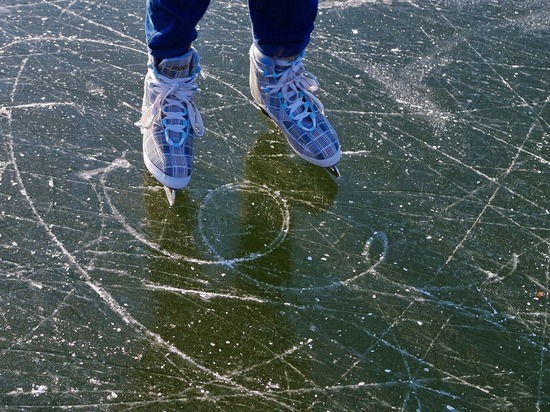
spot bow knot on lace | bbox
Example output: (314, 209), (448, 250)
(137, 73), (204, 148)
(261, 56), (324, 132)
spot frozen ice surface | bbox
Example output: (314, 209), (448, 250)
(0, 0), (548, 410)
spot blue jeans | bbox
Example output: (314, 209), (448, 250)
(146, 0), (318, 60)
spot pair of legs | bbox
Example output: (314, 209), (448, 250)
(139, 0), (341, 206)
(145, 0), (318, 60)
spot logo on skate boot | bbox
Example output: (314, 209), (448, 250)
(170, 64), (189, 71)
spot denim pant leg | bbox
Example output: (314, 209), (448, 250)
(145, 0), (318, 60)
(145, 0), (211, 60)
(248, 0), (318, 58)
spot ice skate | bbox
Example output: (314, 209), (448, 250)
(137, 47), (204, 206)
(249, 45), (341, 177)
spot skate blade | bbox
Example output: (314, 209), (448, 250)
(164, 186), (176, 207)
(326, 165), (341, 178)
(259, 107), (270, 118)
(253, 102), (270, 118)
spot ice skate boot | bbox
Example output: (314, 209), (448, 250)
(249, 45), (341, 177)
(137, 47), (204, 206)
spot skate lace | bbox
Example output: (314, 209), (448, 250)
(137, 71), (204, 148)
(260, 56), (323, 132)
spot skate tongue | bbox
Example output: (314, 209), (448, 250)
(274, 56), (316, 130)
(274, 55), (299, 70)
(158, 52), (195, 79)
